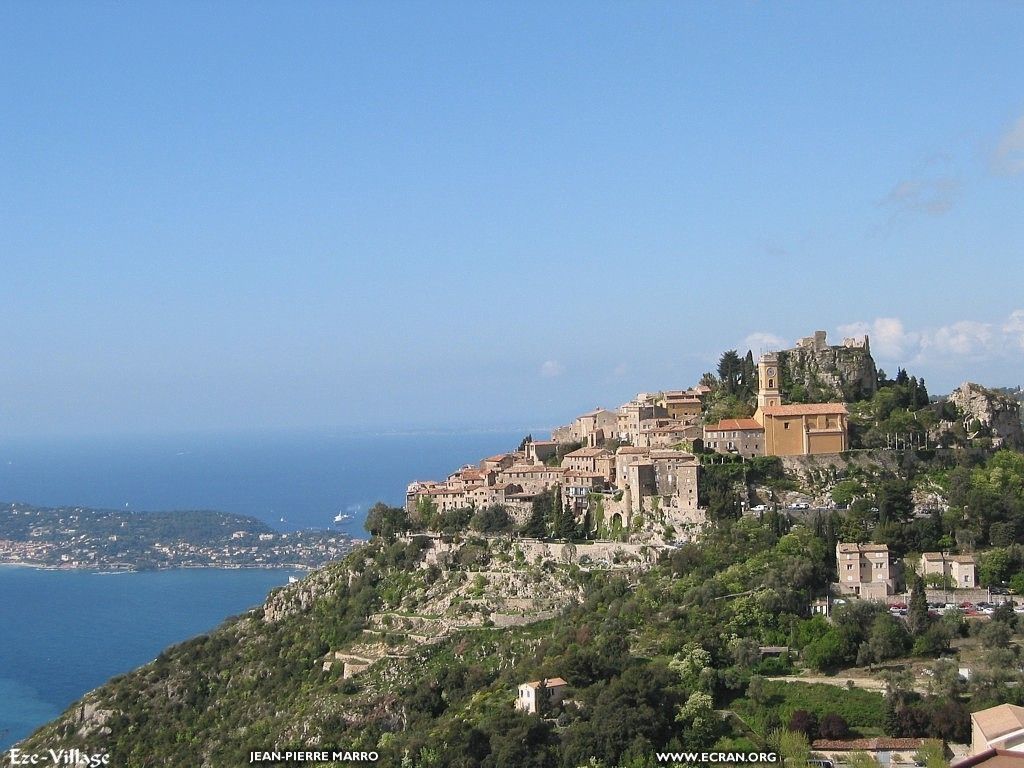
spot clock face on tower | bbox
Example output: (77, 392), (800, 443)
(766, 367), (776, 377)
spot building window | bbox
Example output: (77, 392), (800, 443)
(847, 564), (853, 570)
(784, 423), (790, 430)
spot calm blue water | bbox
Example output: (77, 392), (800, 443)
(0, 429), (528, 538)
(0, 566), (301, 748)
(0, 429), (527, 749)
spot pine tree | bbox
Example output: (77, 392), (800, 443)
(717, 350), (743, 394)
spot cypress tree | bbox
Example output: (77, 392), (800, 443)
(908, 576), (930, 636)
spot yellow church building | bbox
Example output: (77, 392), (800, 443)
(752, 353), (849, 456)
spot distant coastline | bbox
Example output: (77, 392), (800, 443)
(0, 502), (359, 572)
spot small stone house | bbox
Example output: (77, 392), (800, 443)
(972, 704), (1024, 756)
(836, 542), (896, 599)
(920, 552), (977, 589)
(515, 677), (568, 715)
(811, 738), (937, 766)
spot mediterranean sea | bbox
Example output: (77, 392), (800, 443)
(0, 428), (527, 748)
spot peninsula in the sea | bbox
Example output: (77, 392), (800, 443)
(0, 503), (358, 571)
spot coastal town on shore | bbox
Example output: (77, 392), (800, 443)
(0, 503), (357, 571)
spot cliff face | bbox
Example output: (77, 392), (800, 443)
(948, 382), (1023, 448)
(777, 333), (878, 403)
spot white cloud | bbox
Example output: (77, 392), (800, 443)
(1003, 310), (1024, 350)
(839, 311), (1024, 368)
(838, 318), (916, 360)
(993, 115), (1024, 175)
(920, 320), (994, 358)
(540, 360), (565, 378)
(742, 332), (787, 352)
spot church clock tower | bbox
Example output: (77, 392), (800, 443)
(757, 353), (782, 411)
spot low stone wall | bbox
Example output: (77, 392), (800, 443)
(490, 609), (559, 628)
(920, 587), (1006, 605)
(514, 538), (657, 567)
(406, 532), (659, 571)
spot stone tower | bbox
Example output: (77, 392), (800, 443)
(757, 353), (782, 411)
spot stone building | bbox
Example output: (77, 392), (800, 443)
(551, 408), (618, 446)
(617, 396), (668, 445)
(562, 470), (605, 515)
(480, 453), (516, 473)
(516, 677), (568, 714)
(703, 418), (765, 457)
(753, 353), (849, 456)
(524, 439), (558, 465)
(971, 704), (1024, 755)
(659, 389), (705, 420)
(496, 464), (566, 496)
(561, 447), (613, 476)
(836, 542), (896, 599)
(649, 450), (699, 513)
(920, 552), (977, 589)
(636, 418), (700, 448)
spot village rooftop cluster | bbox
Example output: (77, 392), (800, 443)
(407, 334), (857, 544)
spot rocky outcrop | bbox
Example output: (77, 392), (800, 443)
(262, 565), (348, 623)
(947, 382), (1023, 448)
(777, 331), (877, 402)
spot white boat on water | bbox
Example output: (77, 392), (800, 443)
(333, 512), (352, 523)
(288, 576), (300, 584)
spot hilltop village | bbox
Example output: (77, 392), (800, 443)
(407, 332), (863, 545)
(16, 332), (1024, 768)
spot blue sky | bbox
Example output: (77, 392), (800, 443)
(2, 2), (1023, 437)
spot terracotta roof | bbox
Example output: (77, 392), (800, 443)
(523, 677), (568, 689)
(564, 447), (610, 458)
(650, 450), (697, 460)
(954, 749), (1024, 768)
(423, 487), (464, 496)
(922, 552), (977, 564)
(580, 409), (612, 418)
(530, 440), (558, 445)
(616, 447), (649, 454)
(837, 542), (889, 553)
(973, 705), (1024, 742)
(483, 454), (511, 462)
(503, 464), (566, 474)
(812, 738), (931, 751)
(761, 403), (848, 416)
(704, 418), (764, 432)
